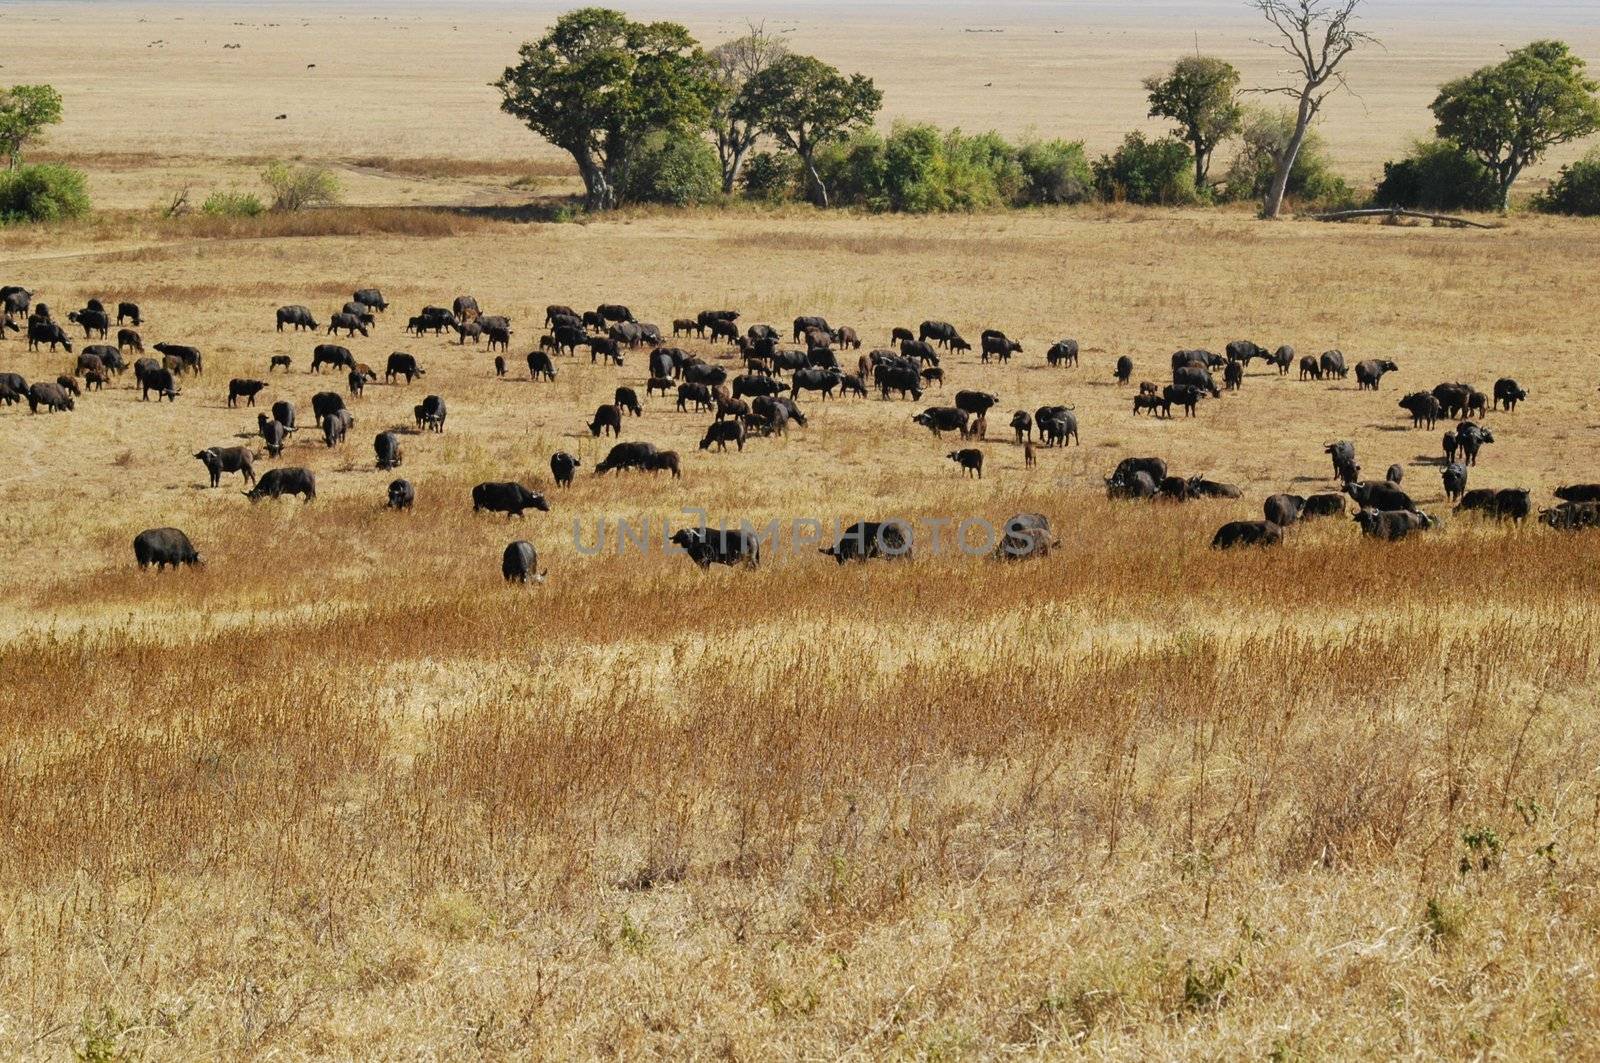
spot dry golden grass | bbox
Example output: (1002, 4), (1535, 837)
(2, 201), (1600, 1058)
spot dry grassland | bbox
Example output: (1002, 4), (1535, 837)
(1, 202), (1600, 1058)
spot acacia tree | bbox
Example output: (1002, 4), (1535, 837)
(737, 54), (882, 207)
(493, 7), (716, 211)
(707, 25), (789, 194)
(1144, 56), (1243, 189)
(1249, 0), (1375, 218)
(1432, 40), (1600, 211)
(0, 85), (64, 170)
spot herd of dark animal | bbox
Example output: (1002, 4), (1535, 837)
(1, 281), (1592, 577)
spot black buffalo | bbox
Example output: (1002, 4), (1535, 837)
(133, 528), (202, 570)
(374, 431), (403, 470)
(194, 446), (256, 487)
(550, 451), (581, 487)
(1211, 520), (1282, 549)
(472, 482), (549, 518)
(246, 467), (316, 502)
(502, 541), (546, 583)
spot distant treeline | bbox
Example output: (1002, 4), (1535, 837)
(494, 7), (1600, 217)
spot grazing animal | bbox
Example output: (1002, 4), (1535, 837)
(1299, 356), (1323, 381)
(67, 308), (110, 338)
(27, 319), (72, 352)
(820, 520), (912, 563)
(320, 408), (355, 447)
(269, 355), (292, 372)
(1106, 471), (1159, 500)
(352, 289), (387, 313)
(374, 431), (403, 470)
(595, 441), (661, 476)
(996, 513), (1054, 559)
(1455, 422), (1494, 466)
(1010, 410), (1032, 442)
(646, 375), (674, 397)
(677, 383), (714, 412)
(1541, 501), (1600, 530)
(550, 452), (581, 487)
(1226, 340), (1269, 365)
(276, 305), (318, 332)
(1319, 350), (1348, 379)
(194, 446), (256, 487)
(1046, 340), (1079, 367)
(1301, 493), (1347, 519)
(1164, 384), (1206, 417)
(310, 344), (354, 373)
(1354, 359), (1398, 390)
(26, 381), (75, 413)
(246, 467), (317, 502)
(913, 407), (969, 437)
(228, 378), (267, 407)
(948, 448), (984, 478)
(1325, 441), (1358, 483)
(1035, 405), (1079, 446)
(472, 482), (549, 518)
(1211, 521), (1282, 549)
(118, 328), (144, 354)
(1024, 441), (1036, 467)
(1399, 392), (1441, 429)
(502, 541), (546, 583)
(1555, 484), (1600, 504)
(1493, 378), (1527, 411)
(671, 527), (759, 568)
(387, 479), (415, 510)
(1344, 481), (1415, 512)
(526, 350), (557, 381)
(139, 367), (180, 402)
(1264, 494), (1305, 527)
(384, 351), (424, 383)
(1269, 346), (1294, 375)
(1354, 509), (1436, 540)
(258, 414), (290, 457)
(327, 312), (370, 337)
(417, 394), (447, 432)
(700, 420), (747, 452)
(1186, 477), (1242, 499)
(588, 403), (623, 437)
(1132, 394), (1170, 417)
(133, 528), (201, 570)
(1385, 464), (1404, 485)
(1223, 361), (1242, 390)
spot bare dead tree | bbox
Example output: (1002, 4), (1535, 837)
(708, 23), (789, 194)
(1249, 0), (1377, 218)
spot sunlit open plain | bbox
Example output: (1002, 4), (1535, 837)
(2, 2), (1600, 1058)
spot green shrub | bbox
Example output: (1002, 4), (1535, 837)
(1017, 139), (1094, 205)
(1093, 132), (1198, 205)
(200, 190), (266, 217)
(1535, 147), (1600, 215)
(619, 130), (720, 206)
(1219, 108), (1352, 209)
(740, 151), (798, 201)
(813, 130), (887, 208)
(261, 160), (341, 211)
(0, 163), (89, 224)
(1373, 139), (1499, 212)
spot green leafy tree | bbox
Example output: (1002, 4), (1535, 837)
(707, 24), (788, 194)
(1144, 56), (1243, 189)
(494, 8), (717, 211)
(1249, 0), (1376, 218)
(1220, 106), (1349, 206)
(1432, 40), (1600, 210)
(0, 85), (64, 169)
(737, 54), (882, 207)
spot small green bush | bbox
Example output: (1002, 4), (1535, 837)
(814, 130), (888, 208)
(200, 190), (265, 217)
(620, 131), (721, 206)
(0, 163), (89, 223)
(1017, 139), (1094, 205)
(1535, 148), (1600, 216)
(1093, 132), (1199, 205)
(740, 150), (798, 202)
(261, 160), (341, 211)
(1373, 139), (1499, 212)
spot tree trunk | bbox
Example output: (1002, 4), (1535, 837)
(1263, 98), (1313, 219)
(575, 154), (616, 212)
(801, 154), (829, 209)
(1193, 139), (1208, 191)
(1497, 166), (1519, 212)
(722, 145), (751, 195)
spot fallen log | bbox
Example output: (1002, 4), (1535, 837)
(1309, 207), (1497, 230)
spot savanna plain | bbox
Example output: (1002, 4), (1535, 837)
(3, 2), (1600, 1059)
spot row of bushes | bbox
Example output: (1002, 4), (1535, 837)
(614, 107), (1361, 213)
